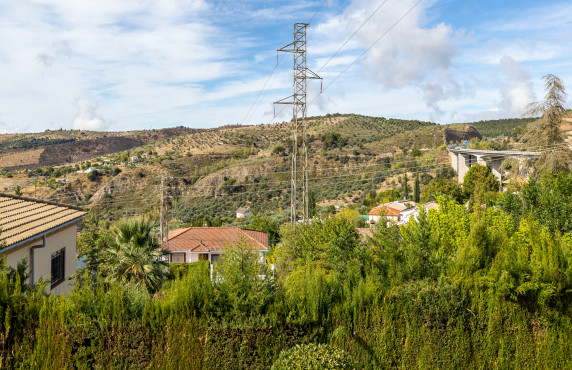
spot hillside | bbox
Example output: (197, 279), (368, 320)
(0, 126), (198, 170)
(0, 113), (548, 224)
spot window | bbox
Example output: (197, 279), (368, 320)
(211, 254), (220, 263)
(51, 248), (65, 288)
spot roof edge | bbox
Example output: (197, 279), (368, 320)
(0, 215), (85, 254)
(0, 193), (85, 212)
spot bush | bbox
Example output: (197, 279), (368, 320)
(272, 343), (355, 370)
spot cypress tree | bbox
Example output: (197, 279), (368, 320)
(413, 172), (420, 203)
(401, 174), (410, 199)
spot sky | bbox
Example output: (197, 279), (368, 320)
(0, 0), (570, 133)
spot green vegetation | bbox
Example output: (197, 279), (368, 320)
(1, 172), (572, 368)
(0, 137), (75, 153)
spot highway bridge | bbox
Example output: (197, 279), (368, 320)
(448, 145), (541, 183)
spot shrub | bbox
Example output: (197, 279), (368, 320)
(272, 343), (355, 370)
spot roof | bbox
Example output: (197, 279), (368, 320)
(356, 228), (373, 243)
(0, 193), (86, 249)
(236, 207), (251, 213)
(167, 226), (268, 252)
(422, 202), (440, 211)
(368, 205), (400, 217)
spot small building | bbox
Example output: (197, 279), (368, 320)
(236, 207), (252, 219)
(0, 194), (85, 294)
(368, 200), (417, 226)
(166, 226), (268, 264)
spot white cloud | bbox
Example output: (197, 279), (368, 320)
(72, 99), (107, 130)
(498, 56), (535, 116)
(311, 0), (460, 113)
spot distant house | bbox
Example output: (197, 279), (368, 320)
(0, 194), (85, 294)
(165, 226), (268, 263)
(398, 201), (440, 225)
(368, 200), (416, 226)
(236, 207), (252, 219)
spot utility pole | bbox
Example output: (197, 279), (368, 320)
(158, 175), (171, 251)
(159, 176), (165, 247)
(274, 23), (321, 224)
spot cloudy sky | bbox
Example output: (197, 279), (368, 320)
(0, 0), (570, 132)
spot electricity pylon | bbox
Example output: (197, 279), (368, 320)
(274, 23), (321, 224)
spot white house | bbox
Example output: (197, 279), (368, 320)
(236, 207), (252, 219)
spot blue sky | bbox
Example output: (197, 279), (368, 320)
(0, 0), (570, 132)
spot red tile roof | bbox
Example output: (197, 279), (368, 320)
(166, 227), (269, 252)
(368, 206), (400, 217)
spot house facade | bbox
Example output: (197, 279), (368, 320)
(0, 194), (85, 294)
(166, 226), (268, 264)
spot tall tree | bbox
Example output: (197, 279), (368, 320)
(400, 174), (410, 200)
(524, 74), (567, 145)
(413, 173), (420, 203)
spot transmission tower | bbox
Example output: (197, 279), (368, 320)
(274, 23), (321, 224)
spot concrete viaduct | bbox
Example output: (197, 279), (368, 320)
(448, 146), (541, 184)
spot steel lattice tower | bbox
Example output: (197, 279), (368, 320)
(275, 23), (321, 224)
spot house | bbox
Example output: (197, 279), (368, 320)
(397, 202), (440, 225)
(166, 226), (268, 263)
(368, 200), (417, 226)
(236, 207), (252, 219)
(0, 193), (85, 294)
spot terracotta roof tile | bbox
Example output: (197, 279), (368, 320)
(166, 227), (269, 252)
(0, 194), (86, 248)
(368, 206), (400, 217)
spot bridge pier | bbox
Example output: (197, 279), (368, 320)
(491, 158), (502, 183)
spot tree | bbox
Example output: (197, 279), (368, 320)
(524, 74), (567, 145)
(400, 173), (410, 199)
(76, 213), (113, 279)
(100, 218), (169, 292)
(462, 164), (499, 200)
(422, 178), (462, 203)
(413, 173), (420, 203)
(213, 236), (275, 320)
(249, 215), (280, 247)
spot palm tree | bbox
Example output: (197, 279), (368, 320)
(101, 217), (170, 292)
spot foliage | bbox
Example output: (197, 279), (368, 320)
(100, 217), (170, 293)
(422, 178), (462, 203)
(399, 173), (410, 199)
(212, 236), (275, 324)
(413, 172), (420, 202)
(435, 165), (456, 180)
(249, 215), (280, 247)
(272, 343), (355, 370)
(462, 164), (499, 199)
(375, 189), (400, 203)
(524, 74), (568, 145)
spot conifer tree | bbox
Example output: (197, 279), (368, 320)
(400, 174), (410, 199)
(413, 173), (420, 203)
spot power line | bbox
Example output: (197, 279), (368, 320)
(309, 0), (425, 107)
(316, 0), (391, 73)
